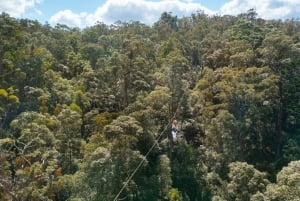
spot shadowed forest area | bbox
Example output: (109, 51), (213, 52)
(0, 9), (300, 201)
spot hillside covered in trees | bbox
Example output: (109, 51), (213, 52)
(0, 9), (300, 201)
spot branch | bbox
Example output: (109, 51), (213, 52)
(0, 181), (18, 200)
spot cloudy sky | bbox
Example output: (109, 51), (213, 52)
(0, 0), (299, 28)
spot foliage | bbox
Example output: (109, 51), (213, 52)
(210, 162), (270, 201)
(259, 161), (300, 200)
(0, 10), (299, 201)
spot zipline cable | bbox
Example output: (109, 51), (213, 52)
(113, 95), (183, 201)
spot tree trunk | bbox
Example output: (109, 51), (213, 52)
(275, 81), (283, 158)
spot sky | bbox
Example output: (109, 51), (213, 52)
(0, 0), (299, 28)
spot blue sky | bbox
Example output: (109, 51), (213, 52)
(0, 0), (299, 28)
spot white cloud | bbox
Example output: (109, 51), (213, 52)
(0, 0), (42, 17)
(1, 0), (300, 29)
(221, 0), (300, 20)
(87, 0), (215, 25)
(35, 8), (42, 16)
(49, 10), (87, 28)
(49, 0), (215, 28)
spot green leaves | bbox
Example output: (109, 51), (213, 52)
(1, 10), (300, 201)
(3, 112), (61, 200)
(261, 161), (300, 201)
(209, 162), (270, 201)
(191, 66), (280, 163)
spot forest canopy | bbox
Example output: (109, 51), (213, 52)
(0, 9), (300, 201)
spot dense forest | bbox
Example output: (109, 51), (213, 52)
(0, 9), (300, 201)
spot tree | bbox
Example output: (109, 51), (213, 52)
(191, 66), (281, 167)
(260, 161), (300, 200)
(1, 10), (300, 201)
(258, 30), (298, 70)
(56, 108), (83, 174)
(154, 12), (178, 40)
(0, 88), (19, 135)
(126, 86), (171, 134)
(209, 162), (269, 201)
(157, 154), (172, 200)
(1, 112), (61, 200)
(64, 115), (150, 201)
(171, 140), (209, 200)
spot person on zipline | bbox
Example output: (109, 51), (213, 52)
(171, 119), (178, 142)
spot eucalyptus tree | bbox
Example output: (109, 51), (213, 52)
(258, 30), (300, 159)
(0, 112), (61, 200)
(66, 115), (151, 201)
(56, 108), (83, 174)
(190, 66), (280, 166)
(250, 161), (300, 201)
(208, 162), (269, 201)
